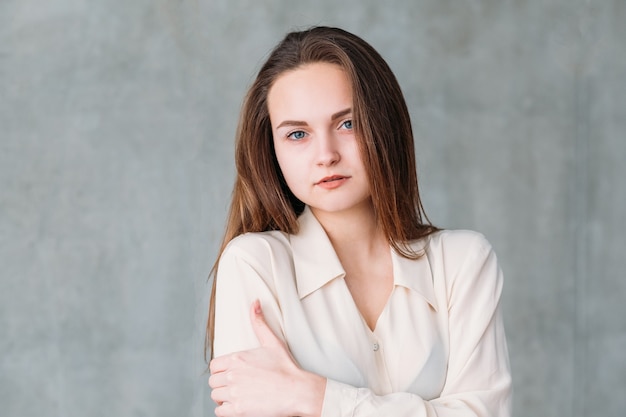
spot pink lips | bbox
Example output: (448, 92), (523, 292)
(315, 175), (350, 190)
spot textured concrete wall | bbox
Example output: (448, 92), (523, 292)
(1, 1), (624, 416)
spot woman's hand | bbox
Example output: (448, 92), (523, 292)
(209, 300), (326, 417)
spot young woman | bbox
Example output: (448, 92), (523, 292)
(206, 26), (511, 417)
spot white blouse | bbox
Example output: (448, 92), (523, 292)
(213, 206), (512, 416)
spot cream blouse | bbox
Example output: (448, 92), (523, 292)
(213, 207), (512, 416)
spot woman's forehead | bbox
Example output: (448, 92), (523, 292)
(267, 63), (353, 125)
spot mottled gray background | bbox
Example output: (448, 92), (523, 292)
(1, 0), (624, 416)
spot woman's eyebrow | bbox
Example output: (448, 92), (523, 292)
(275, 108), (352, 129)
(331, 108), (352, 121)
(276, 120), (308, 129)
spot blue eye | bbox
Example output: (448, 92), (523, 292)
(341, 120), (353, 130)
(288, 130), (307, 140)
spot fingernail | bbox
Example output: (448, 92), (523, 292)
(254, 300), (262, 315)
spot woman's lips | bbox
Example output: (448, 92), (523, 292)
(315, 175), (350, 189)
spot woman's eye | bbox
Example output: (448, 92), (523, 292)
(341, 120), (353, 130)
(287, 130), (307, 140)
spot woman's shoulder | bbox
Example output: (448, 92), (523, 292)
(424, 229), (493, 253)
(221, 230), (293, 264)
(417, 228), (497, 274)
(216, 230), (295, 289)
(420, 229), (501, 286)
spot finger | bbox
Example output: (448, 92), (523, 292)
(214, 401), (234, 417)
(208, 371), (228, 389)
(249, 299), (284, 349)
(210, 386), (230, 405)
(209, 356), (229, 374)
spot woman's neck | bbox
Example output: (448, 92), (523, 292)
(310, 201), (387, 260)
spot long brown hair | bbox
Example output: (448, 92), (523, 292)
(205, 26), (438, 360)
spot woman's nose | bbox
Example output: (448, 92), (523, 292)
(316, 133), (341, 166)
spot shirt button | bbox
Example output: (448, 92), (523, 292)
(373, 342), (379, 351)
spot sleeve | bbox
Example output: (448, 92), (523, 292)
(320, 234), (512, 417)
(212, 236), (287, 358)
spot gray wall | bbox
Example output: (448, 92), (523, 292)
(1, 1), (624, 416)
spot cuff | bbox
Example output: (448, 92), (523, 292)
(321, 378), (359, 417)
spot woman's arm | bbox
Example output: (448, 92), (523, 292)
(210, 301), (325, 417)
(208, 235), (326, 416)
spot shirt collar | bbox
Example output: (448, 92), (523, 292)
(291, 206), (346, 299)
(290, 206), (438, 311)
(391, 244), (438, 311)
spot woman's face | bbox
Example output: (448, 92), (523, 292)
(268, 62), (371, 217)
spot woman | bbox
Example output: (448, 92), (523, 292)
(206, 26), (511, 417)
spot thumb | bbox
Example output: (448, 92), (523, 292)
(250, 300), (284, 349)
